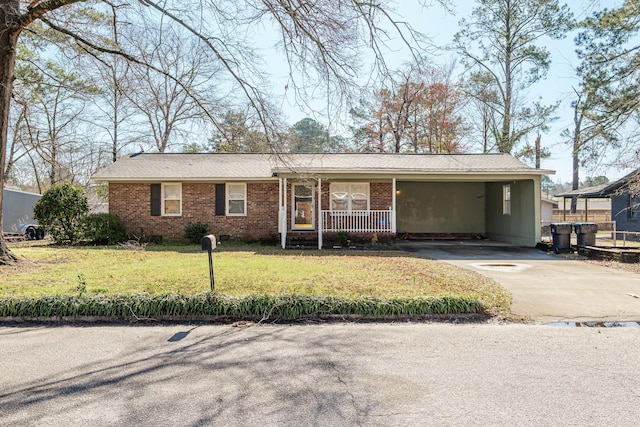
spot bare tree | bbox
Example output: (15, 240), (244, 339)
(0, 0), (439, 264)
(14, 50), (99, 186)
(351, 60), (466, 154)
(454, 0), (573, 155)
(120, 16), (221, 153)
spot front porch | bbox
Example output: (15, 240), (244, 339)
(276, 174), (542, 249)
(277, 177), (397, 249)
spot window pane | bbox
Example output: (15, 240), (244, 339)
(351, 183), (368, 195)
(332, 199), (348, 211)
(164, 200), (180, 214)
(164, 184), (181, 199)
(295, 185), (313, 197)
(229, 200), (244, 214)
(331, 191), (348, 200)
(503, 185), (511, 215)
(228, 184), (245, 198)
(352, 199), (368, 210)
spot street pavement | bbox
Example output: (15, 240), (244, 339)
(398, 241), (640, 323)
(1, 323), (639, 426)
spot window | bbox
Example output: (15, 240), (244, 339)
(503, 184), (511, 215)
(226, 183), (246, 216)
(330, 183), (370, 211)
(162, 183), (182, 216)
(629, 195), (639, 219)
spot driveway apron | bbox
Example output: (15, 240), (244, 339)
(398, 241), (640, 322)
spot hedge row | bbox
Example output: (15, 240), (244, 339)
(0, 293), (483, 321)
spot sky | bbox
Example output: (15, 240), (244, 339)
(271, 0), (632, 185)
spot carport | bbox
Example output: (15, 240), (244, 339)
(396, 174), (545, 247)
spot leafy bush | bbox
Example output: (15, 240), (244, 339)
(84, 213), (127, 245)
(184, 222), (211, 244)
(336, 231), (349, 247)
(34, 182), (89, 244)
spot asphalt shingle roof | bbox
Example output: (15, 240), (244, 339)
(92, 152), (550, 181)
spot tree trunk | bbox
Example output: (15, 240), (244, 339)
(0, 0), (21, 264)
(501, 10), (513, 154)
(571, 146), (579, 214)
(571, 104), (583, 215)
(534, 134), (541, 169)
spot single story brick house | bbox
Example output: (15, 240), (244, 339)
(92, 152), (551, 248)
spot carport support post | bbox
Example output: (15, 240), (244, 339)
(281, 178), (287, 249)
(318, 177), (323, 250)
(392, 178), (397, 233)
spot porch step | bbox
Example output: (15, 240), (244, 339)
(286, 235), (319, 249)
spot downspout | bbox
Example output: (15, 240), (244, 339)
(318, 177), (322, 250)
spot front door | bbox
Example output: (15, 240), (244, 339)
(292, 183), (314, 230)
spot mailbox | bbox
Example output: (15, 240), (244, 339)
(201, 234), (216, 251)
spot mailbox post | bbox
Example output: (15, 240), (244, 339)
(201, 234), (216, 292)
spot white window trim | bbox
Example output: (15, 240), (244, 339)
(330, 182), (370, 212)
(161, 183), (182, 216)
(226, 182), (247, 216)
(503, 184), (511, 215)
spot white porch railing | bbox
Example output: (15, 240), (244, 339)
(321, 210), (394, 233)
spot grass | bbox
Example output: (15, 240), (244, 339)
(0, 242), (511, 317)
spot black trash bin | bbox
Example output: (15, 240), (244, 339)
(574, 222), (598, 247)
(550, 222), (572, 254)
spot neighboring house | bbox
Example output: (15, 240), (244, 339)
(541, 197), (558, 224)
(606, 170), (640, 234)
(556, 169), (639, 234)
(91, 152), (551, 248)
(553, 196), (611, 220)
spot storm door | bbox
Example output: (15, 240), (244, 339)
(292, 183), (315, 230)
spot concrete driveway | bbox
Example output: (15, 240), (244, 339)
(398, 241), (640, 323)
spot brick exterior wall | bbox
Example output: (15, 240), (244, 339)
(109, 182), (279, 242)
(109, 180), (393, 242)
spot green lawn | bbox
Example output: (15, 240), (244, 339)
(1, 242), (510, 316)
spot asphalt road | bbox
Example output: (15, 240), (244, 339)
(1, 323), (639, 426)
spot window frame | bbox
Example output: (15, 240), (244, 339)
(330, 182), (370, 212)
(226, 182), (247, 216)
(161, 183), (182, 216)
(503, 184), (511, 215)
